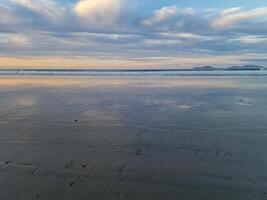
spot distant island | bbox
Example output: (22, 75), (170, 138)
(192, 65), (266, 71)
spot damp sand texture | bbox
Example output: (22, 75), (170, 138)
(0, 76), (267, 200)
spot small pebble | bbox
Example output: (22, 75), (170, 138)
(5, 160), (11, 165)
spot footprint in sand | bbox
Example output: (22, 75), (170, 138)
(115, 191), (124, 200)
(118, 165), (128, 177)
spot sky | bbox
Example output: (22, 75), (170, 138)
(0, 0), (267, 69)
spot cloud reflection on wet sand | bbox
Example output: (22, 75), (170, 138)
(0, 76), (262, 90)
(0, 76), (267, 200)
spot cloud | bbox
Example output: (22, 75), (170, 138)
(0, 5), (20, 25)
(0, 54), (256, 69)
(10, 34), (30, 46)
(220, 7), (242, 16)
(74, 0), (122, 27)
(0, 1), (267, 68)
(141, 6), (211, 35)
(10, 0), (67, 24)
(142, 6), (195, 26)
(0, 33), (30, 49)
(212, 7), (267, 28)
(237, 36), (267, 44)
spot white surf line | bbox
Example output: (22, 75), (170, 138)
(0, 70), (267, 76)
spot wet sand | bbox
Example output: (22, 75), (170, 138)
(0, 76), (267, 200)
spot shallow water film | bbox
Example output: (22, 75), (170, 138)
(0, 76), (267, 200)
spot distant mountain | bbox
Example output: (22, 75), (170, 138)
(192, 66), (217, 71)
(227, 65), (266, 71)
(192, 65), (266, 71)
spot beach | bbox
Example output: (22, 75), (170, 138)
(0, 76), (267, 200)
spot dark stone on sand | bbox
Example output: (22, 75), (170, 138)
(5, 160), (11, 165)
(69, 182), (74, 186)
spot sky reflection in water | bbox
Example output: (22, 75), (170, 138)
(0, 76), (267, 200)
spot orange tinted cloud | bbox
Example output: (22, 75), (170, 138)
(0, 55), (250, 69)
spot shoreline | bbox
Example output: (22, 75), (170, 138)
(0, 69), (267, 76)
